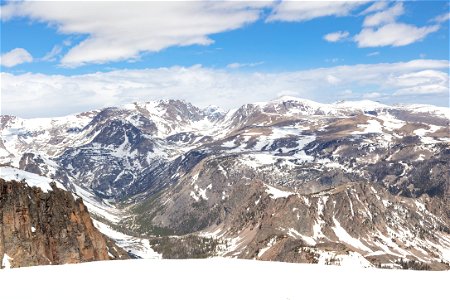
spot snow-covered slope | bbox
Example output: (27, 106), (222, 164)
(92, 220), (161, 259)
(0, 166), (65, 192)
(0, 259), (448, 300)
(1, 96), (449, 269)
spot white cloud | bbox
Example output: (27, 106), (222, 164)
(265, 1), (443, 49)
(266, 1), (366, 22)
(360, 1), (389, 15)
(389, 69), (449, 98)
(362, 92), (382, 98)
(41, 45), (63, 62)
(277, 90), (300, 98)
(326, 75), (341, 85)
(0, 48), (33, 67)
(339, 89), (353, 96)
(363, 2), (404, 27)
(2, 1), (444, 67)
(432, 12), (450, 23)
(394, 85), (449, 96)
(325, 58), (342, 63)
(227, 61), (264, 69)
(387, 70), (448, 88)
(1, 1), (270, 67)
(354, 2), (442, 48)
(1, 59), (448, 118)
(367, 51), (380, 57)
(323, 31), (349, 42)
(355, 23), (440, 47)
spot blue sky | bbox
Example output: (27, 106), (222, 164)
(0, 1), (449, 117)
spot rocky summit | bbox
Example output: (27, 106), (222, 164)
(0, 170), (128, 268)
(1, 96), (449, 270)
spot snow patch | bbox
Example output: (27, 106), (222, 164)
(221, 140), (236, 148)
(286, 228), (316, 246)
(265, 184), (294, 199)
(352, 119), (383, 134)
(93, 220), (161, 259)
(377, 113), (405, 131)
(72, 183), (121, 224)
(414, 125), (441, 144)
(0, 167), (65, 192)
(239, 153), (278, 168)
(1, 254), (12, 269)
(258, 237), (277, 258)
(332, 217), (372, 252)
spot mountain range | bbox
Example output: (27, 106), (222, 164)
(1, 96), (449, 270)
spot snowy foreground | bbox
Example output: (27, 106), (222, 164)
(0, 259), (448, 300)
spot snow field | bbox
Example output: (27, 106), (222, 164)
(0, 166), (65, 192)
(0, 258), (448, 300)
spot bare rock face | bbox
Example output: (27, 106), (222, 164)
(0, 179), (117, 268)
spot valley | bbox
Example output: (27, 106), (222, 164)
(1, 96), (449, 270)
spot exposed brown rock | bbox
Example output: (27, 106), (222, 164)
(0, 179), (123, 268)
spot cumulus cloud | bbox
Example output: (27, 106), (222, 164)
(265, 1), (443, 49)
(354, 2), (441, 48)
(1, 60), (448, 118)
(0, 48), (33, 67)
(323, 31), (349, 42)
(362, 2), (404, 27)
(355, 23), (440, 47)
(1, 1), (270, 67)
(1, 1), (444, 67)
(267, 1), (366, 22)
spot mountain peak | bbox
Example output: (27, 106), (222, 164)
(252, 95), (326, 109)
(1, 95), (449, 270)
(273, 95), (320, 104)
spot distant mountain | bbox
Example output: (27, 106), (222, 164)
(1, 97), (449, 269)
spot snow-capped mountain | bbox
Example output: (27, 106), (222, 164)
(1, 96), (449, 269)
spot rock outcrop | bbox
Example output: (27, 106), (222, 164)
(0, 178), (125, 268)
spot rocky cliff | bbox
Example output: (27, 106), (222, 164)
(0, 178), (126, 268)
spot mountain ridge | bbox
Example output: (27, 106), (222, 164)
(1, 96), (449, 269)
